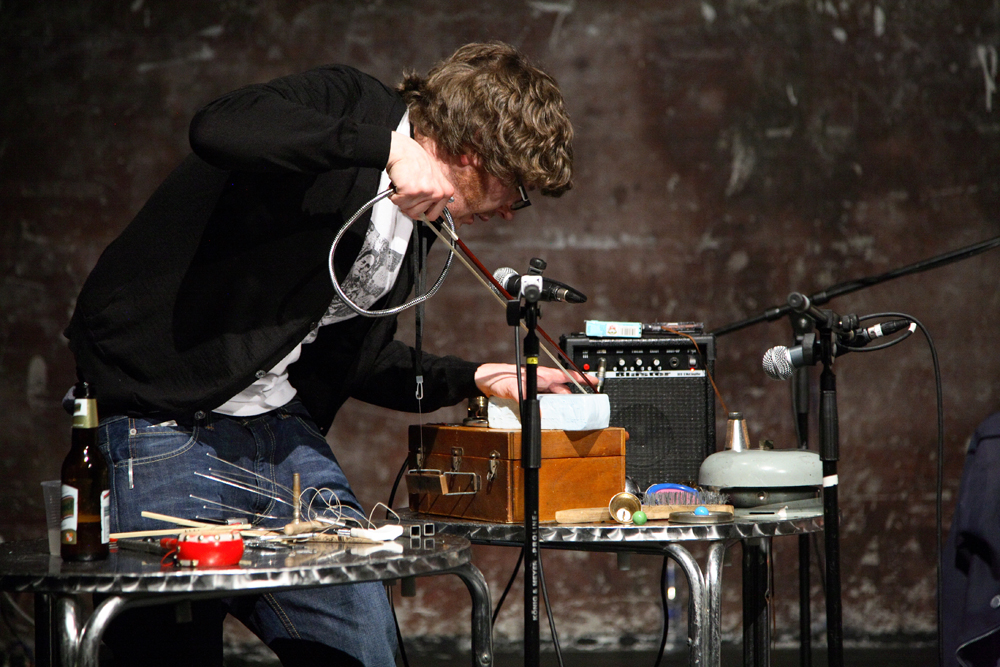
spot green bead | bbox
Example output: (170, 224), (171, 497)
(632, 510), (647, 525)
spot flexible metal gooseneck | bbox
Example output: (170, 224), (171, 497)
(327, 187), (455, 317)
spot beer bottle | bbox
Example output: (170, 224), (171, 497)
(61, 381), (110, 561)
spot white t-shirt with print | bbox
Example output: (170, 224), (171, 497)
(214, 114), (413, 416)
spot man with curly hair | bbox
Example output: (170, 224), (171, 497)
(64, 42), (577, 666)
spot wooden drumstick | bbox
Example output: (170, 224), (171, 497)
(554, 504), (734, 524)
(291, 472), (301, 525)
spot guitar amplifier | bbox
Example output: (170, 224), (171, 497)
(559, 329), (717, 492)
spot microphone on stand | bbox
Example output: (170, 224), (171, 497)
(492, 267), (588, 303)
(761, 318), (913, 379)
(762, 344), (823, 381)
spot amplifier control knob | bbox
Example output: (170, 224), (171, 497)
(635, 358), (642, 367)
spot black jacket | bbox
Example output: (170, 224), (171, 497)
(64, 65), (479, 433)
(943, 411), (1000, 666)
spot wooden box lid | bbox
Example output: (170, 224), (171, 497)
(408, 424), (627, 460)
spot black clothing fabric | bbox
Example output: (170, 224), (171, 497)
(943, 411), (1000, 666)
(64, 65), (479, 432)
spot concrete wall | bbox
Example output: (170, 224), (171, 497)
(2, 0), (998, 652)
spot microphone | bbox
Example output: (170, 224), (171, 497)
(762, 318), (913, 379)
(762, 345), (820, 381)
(492, 267), (587, 303)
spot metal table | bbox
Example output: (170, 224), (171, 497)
(0, 534), (492, 667)
(403, 510), (824, 667)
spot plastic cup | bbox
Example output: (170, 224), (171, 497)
(41, 480), (62, 557)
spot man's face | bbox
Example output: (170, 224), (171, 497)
(445, 158), (523, 227)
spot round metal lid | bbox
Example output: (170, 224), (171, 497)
(668, 510), (735, 525)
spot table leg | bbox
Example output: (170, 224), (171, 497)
(663, 545), (706, 667)
(446, 562), (494, 667)
(34, 593), (54, 667)
(704, 541), (731, 667)
(53, 595), (79, 667)
(76, 595), (129, 667)
(663, 539), (737, 667)
(742, 537), (772, 667)
(51, 593), (134, 667)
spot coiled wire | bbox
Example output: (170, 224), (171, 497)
(327, 187), (455, 317)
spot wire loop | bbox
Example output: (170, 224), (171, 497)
(327, 187), (455, 317)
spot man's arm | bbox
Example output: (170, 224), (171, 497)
(349, 339), (481, 413)
(189, 65), (393, 173)
(188, 65), (453, 219)
(472, 363), (588, 398)
(350, 342), (590, 413)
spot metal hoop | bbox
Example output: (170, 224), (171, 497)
(327, 187), (455, 317)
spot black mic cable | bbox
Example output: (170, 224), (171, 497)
(763, 317), (917, 380)
(762, 311), (945, 665)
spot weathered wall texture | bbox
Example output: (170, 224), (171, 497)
(2, 0), (999, 654)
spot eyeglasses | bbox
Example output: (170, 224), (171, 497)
(510, 183), (532, 211)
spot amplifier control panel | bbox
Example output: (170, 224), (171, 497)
(562, 337), (713, 378)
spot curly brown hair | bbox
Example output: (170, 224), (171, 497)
(398, 42), (573, 197)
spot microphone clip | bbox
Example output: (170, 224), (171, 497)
(787, 292), (858, 335)
(796, 332), (819, 367)
(504, 260), (548, 325)
(506, 275), (544, 325)
(519, 275), (544, 304)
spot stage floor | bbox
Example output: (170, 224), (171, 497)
(220, 640), (938, 667)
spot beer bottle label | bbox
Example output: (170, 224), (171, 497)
(101, 490), (111, 544)
(60, 485), (79, 545)
(72, 398), (98, 429)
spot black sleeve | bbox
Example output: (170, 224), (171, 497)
(188, 65), (394, 174)
(350, 339), (483, 413)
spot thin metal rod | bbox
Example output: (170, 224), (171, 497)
(194, 472), (294, 506)
(206, 454), (295, 498)
(203, 468), (289, 500)
(189, 495), (281, 520)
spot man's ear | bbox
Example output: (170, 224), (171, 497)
(459, 153), (482, 167)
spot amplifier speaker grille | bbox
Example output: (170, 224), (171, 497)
(560, 333), (717, 491)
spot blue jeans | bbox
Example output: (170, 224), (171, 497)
(98, 400), (397, 666)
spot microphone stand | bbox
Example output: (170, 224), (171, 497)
(708, 235), (1000, 667)
(816, 319), (844, 667)
(413, 224), (593, 663)
(790, 313), (815, 667)
(508, 285), (543, 667)
(779, 293), (859, 667)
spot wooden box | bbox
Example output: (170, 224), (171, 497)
(406, 424), (627, 523)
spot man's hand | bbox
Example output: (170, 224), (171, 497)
(386, 131), (454, 221)
(474, 363), (592, 400)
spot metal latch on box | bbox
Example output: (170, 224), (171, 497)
(405, 447), (481, 496)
